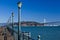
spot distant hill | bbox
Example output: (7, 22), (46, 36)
(14, 21), (44, 26)
(0, 21), (44, 27)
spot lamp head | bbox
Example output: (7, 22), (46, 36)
(17, 1), (22, 8)
(12, 12), (14, 17)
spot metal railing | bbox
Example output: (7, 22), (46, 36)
(6, 26), (34, 40)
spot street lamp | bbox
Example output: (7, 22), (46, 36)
(12, 12), (14, 35)
(18, 2), (22, 8)
(17, 1), (22, 40)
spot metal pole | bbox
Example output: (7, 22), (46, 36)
(18, 7), (20, 40)
(4, 28), (7, 40)
(12, 12), (14, 35)
(17, 2), (22, 40)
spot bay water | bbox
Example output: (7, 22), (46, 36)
(14, 26), (60, 40)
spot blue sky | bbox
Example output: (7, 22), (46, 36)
(0, 0), (60, 23)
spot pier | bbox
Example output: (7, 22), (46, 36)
(0, 27), (14, 40)
(0, 26), (34, 40)
(0, 0), (60, 40)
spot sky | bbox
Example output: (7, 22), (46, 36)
(0, 0), (60, 23)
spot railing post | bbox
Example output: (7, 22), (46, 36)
(37, 35), (41, 40)
(4, 28), (7, 40)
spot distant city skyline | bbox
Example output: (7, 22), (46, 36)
(0, 0), (60, 23)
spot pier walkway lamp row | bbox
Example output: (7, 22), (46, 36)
(17, 1), (22, 40)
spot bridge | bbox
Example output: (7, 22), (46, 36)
(43, 21), (60, 26)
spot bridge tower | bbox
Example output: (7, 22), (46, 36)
(44, 18), (46, 26)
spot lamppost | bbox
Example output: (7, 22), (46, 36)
(17, 1), (22, 40)
(12, 12), (14, 35)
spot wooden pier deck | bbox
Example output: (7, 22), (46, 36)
(0, 27), (14, 40)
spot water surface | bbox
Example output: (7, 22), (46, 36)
(14, 26), (60, 40)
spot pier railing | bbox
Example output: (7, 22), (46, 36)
(6, 26), (34, 40)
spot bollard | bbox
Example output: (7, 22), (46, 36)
(38, 35), (40, 40)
